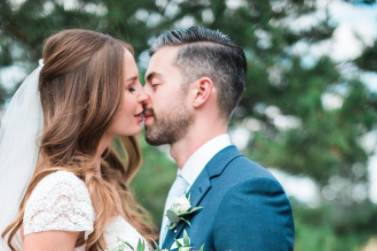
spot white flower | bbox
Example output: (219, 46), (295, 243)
(166, 193), (202, 229)
(171, 195), (191, 215)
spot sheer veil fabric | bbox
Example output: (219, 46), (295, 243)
(0, 62), (43, 249)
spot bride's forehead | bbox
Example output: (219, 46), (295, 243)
(123, 49), (139, 77)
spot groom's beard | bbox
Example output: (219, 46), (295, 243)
(144, 104), (193, 146)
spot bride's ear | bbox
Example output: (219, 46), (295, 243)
(191, 77), (214, 108)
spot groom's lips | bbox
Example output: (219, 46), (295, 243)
(143, 109), (154, 125)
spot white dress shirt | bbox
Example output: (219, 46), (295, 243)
(178, 134), (232, 191)
(159, 134), (232, 246)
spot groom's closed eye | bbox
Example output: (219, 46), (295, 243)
(145, 72), (163, 91)
(145, 72), (163, 84)
(150, 80), (161, 90)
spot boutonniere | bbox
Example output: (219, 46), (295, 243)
(166, 193), (203, 230)
(171, 230), (205, 251)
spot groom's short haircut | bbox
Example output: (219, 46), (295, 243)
(150, 26), (247, 118)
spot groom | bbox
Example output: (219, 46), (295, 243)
(143, 26), (294, 251)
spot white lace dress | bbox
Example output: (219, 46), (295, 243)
(18, 171), (148, 251)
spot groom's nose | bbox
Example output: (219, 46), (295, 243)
(143, 83), (152, 96)
(143, 84), (153, 99)
(140, 90), (152, 108)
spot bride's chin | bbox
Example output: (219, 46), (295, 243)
(124, 126), (142, 137)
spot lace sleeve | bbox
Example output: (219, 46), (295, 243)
(23, 171), (95, 238)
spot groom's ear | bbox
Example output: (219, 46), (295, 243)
(191, 77), (215, 108)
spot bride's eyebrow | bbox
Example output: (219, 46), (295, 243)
(125, 76), (138, 84)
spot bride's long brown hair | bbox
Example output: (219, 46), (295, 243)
(2, 29), (156, 250)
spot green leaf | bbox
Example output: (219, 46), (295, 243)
(199, 244), (205, 251)
(182, 230), (190, 246)
(180, 217), (191, 226)
(168, 221), (177, 230)
(136, 239), (145, 251)
(178, 206), (203, 217)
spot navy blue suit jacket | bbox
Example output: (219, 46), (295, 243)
(161, 145), (294, 251)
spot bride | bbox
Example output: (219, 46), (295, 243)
(0, 29), (156, 250)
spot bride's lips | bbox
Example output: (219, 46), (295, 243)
(134, 112), (144, 124)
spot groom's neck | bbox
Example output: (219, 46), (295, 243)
(170, 120), (228, 168)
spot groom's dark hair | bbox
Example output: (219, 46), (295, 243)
(150, 26), (247, 118)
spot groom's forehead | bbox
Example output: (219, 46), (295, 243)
(149, 46), (179, 66)
(146, 46), (180, 77)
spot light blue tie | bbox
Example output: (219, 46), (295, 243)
(159, 174), (189, 246)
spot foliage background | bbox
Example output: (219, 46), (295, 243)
(1, 0), (377, 250)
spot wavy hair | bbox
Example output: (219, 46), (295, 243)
(2, 29), (156, 250)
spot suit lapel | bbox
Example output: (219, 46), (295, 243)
(162, 168), (211, 249)
(162, 145), (242, 249)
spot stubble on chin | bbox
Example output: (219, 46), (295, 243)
(144, 111), (192, 146)
(144, 124), (165, 146)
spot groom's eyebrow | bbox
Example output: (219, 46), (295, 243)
(145, 72), (163, 83)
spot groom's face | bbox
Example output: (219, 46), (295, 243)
(144, 46), (193, 145)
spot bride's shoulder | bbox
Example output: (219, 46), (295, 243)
(24, 170), (95, 235)
(28, 170), (88, 199)
(37, 170), (84, 184)
(35, 170), (86, 189)
(27, 170), (91, 207)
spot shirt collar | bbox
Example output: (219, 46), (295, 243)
(178, 134), (232, 189)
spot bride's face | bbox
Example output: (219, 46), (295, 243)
(107, 49), (147, 137)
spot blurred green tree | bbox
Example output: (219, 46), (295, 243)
(1, 0), (377, 249)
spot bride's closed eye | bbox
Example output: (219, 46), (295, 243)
(125, 76), (139, 93)
(128, 85), (136, 93)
